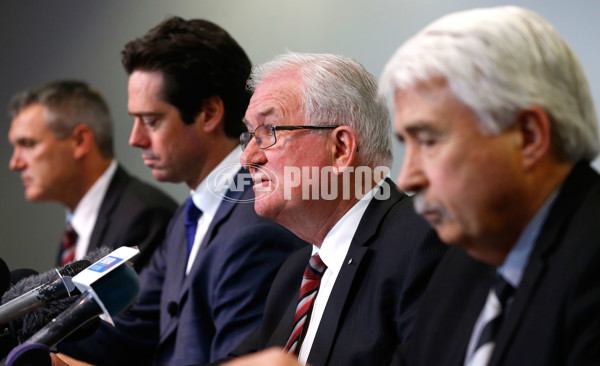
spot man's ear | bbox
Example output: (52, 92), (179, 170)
(72, 124), (94, 159)
(516, 106), (552, 170)
(198, 95), (225, 133)
(331, 126), (358, 172)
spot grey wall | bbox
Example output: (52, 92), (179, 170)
(1, 0), (599, 271)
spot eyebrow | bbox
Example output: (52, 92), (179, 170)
(403, 121), (440, 136)
(396, 120), (442, 142)
(243, 107), (278, 128)
(129, 112), (163, 117)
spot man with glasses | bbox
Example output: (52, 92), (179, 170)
(206, 52), (446, 366)
(56, 17), (304, 366)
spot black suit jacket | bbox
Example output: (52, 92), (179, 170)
(56, 165), (177, 271)
(218, 181), (447, 366)
(401, 162), (600, 366)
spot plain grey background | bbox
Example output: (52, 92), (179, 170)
(1, 0), (599, 271)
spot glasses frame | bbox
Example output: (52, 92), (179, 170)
(240, 123), (339, 151)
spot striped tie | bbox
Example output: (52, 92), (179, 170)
(61, 223), (78, 265)
(284, 253), (327, 355)
(466, 275), (515, 366)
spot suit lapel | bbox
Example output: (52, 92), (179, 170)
(88, 165), (127, 251)
(178, 169), (248, 300)
(307, 181), (405, 365)
(490, 162), (598, 366)
(448, 253), (496, 366)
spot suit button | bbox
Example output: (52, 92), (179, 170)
(167, 301), (178, 317)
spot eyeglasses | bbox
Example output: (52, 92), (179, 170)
(240, 123), (339, 151)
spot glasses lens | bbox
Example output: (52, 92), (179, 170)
(255, 124), (276, 149)
(240, 132), (251, 151)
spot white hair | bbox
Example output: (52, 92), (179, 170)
(380, 6), (599, 162)
(248, 52), (393, 168)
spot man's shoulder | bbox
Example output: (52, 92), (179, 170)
(108, 166), (177, 209)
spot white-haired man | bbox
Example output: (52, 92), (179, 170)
(381, 5), (600, 366)
(208, 52), (447, 366)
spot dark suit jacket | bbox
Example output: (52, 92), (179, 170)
(56, 165), (178, 271)
(400, 162), (600, 366)
(59, 169), (306, 366)
(216, 181), (447, 366)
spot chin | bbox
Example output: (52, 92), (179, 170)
(253, 198), (282, 220)
(151, 170), (175, 183)
(24, 190), (44, 202)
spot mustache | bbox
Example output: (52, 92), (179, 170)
(412, 193), (451, 218)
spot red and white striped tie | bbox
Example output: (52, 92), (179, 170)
(284, 253), (327, 355)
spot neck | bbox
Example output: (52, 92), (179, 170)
(466, 159), (574, 266)
(186, 138), (237, 189)
(64, 157), (112, 211)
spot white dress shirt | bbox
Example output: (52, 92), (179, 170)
(68, 160), (118, 260)
(186, 148), (242, 274)
(297, 187), (377, 365)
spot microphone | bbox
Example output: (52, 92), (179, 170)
(1, 248), (111, 342)
(0, 260), (91, 325)
(0, 259), (9, 299)
(0, 267), (38, 361)
(5, 261), (140, 366)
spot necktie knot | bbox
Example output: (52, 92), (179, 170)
(185, 197), (202, 226)
(494, 274), (515, 307)
(184, 197), (202, 257)
(305, 253), (327, 279)
(61, 223), (78, 265)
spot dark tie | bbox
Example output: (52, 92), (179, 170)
(184, 197), (202, 257)
(61, 223), (78, 266)
(284, 253), (327, 355)
(466, 274), (515, 366)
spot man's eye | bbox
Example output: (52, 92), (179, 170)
(19, 139), (37, 148)
(419, 138), (437, 146)
(415, 132), (439, 147)
(142, 118), (157, 127)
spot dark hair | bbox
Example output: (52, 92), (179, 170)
(9, 80), (114, 158)
(121, 17), (252, 138)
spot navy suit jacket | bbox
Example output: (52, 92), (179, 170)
(56, 164), (177, 271)
(214, 181), (447, 366)
(59, 169), (306, 365)
(399, 162), (600, 366)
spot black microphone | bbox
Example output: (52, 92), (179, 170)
(0, 259), (9, 299)
(0, 262), (88, 325)
(5, 263), (140, 366)
(1, 247), (111, 342)
(0, 266), (38, 361)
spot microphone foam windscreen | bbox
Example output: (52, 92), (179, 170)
(5, 247), (113, 341)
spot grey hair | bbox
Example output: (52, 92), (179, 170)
(248, 52), (392, 168)
(9, 80), (115, 159)
(380, 6), (599, 162)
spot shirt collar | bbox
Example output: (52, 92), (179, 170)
(313, 185), (378, 274)
(68, 160), (118, 234)
(498, 189), (559, 288)
(190, 148), (241, 217)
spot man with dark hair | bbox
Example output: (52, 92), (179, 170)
(57, 17), (304, 366)
(8, 80), (177, 271)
